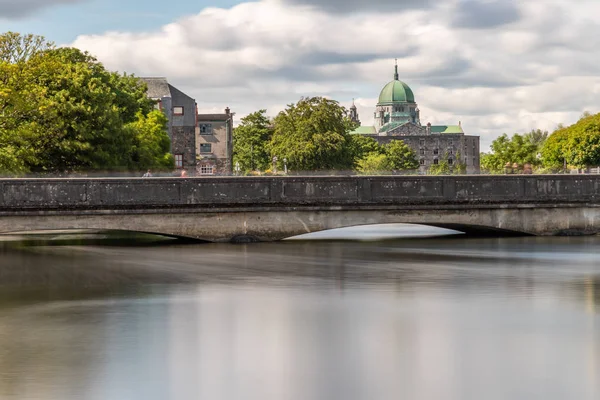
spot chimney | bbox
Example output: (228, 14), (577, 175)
(427, 122), (431, 135)
(225, 107), (231, 115)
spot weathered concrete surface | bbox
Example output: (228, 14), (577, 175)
(0, 176), (599, 240)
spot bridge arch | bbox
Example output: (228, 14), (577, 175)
(0, 206), (595, 242)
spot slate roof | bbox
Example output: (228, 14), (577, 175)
(139, 77), (171, 99)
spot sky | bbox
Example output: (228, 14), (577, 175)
(2, 0), (600, 149)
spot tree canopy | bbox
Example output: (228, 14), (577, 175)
(541, 112), (600, 169)
(356, 140), (418, 174)
(480, 130), (547, 174)
(270, 97), (357, 171)
(0, 32), (173, 174)
(232, 110), (273, 172)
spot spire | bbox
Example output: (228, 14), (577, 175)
(394, 58), (399, 80)
(351, 98), (357, 109)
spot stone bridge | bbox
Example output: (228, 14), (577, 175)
(0, 175), (599, 241)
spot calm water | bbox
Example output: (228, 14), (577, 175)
(0, 228), (599, 400)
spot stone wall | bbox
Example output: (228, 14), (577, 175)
(367, 134), (481, 174)
(171, 126), (196, 169)
(0, 175), (598, 210)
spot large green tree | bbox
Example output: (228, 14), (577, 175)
(270, 97), (356, 171)
(541, 112), (600, 169)
(0, 32), (172, 174)
(232, 110), (272, 172)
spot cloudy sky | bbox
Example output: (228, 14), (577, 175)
(2, 0), (600, 149)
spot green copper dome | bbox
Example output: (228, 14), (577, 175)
(378, 63), (415, 104)
(378, 80), (415, 104)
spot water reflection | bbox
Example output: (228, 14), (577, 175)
(0, 236), (599, 400)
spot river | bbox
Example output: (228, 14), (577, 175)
(0, 226), (598, 400)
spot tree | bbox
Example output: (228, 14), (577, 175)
(232, 110), (272, 172)
(384, 140), (419, 171)
(357, 153), (389, 174)
(428, 158), (451, 175)
(479, 132), (542, 174)
(127, 110), (174, 170)
(270, 97), (355, 171)
(525, 129), (548, 148)
(0, 32), (172, 174)
(541, 112), (600, 169)
(347, 134), (383, 168)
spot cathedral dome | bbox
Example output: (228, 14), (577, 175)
(378, 79), (415, 104)
(378, 61), (415, 104)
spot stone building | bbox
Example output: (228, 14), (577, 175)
(141, 77), (233, 175)
(196, 108), (234, 175)
(141, 77), (197, 170)
(351, 63), (480, 174)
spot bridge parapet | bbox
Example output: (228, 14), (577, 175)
(0, 175), (599, 210)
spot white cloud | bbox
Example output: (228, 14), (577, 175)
(71, 0), (600, 150)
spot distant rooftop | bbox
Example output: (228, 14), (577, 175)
(430, 125), (464, 134)
(139, 77), (171, 99)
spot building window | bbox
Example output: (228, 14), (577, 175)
(199, 143), (212, 153)
(448, 158), (454, 165)
(420, 149), (425, 155)
(433, 159), (439, 165)
(465, 157), (468, 165)
(173, 106), (184, 115)
(420, 159), (425, 165)
(200, 165), (214, 175)
(449, 140), (453, 146)
(199, 123), (212, 135)
(473, 157), (478, 166)
(174, 154), (183, 169)
(433, 149), (439, 155)
(420, 139), (425, 146)
(449, 150), (453, 155)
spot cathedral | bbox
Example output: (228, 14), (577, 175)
(350, 62), (480, 174)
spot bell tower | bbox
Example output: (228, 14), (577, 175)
(349, 99), (360, 125)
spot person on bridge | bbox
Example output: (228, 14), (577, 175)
(180, 169), (188, 178)
(143, 170), (153, 178)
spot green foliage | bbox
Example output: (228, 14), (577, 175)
(127, 110), (174, 170)
(427, 152), (466, 175)
(0, 32), (171, 174)
(541, 112), (600, 169)
(355, 140), (418, 174)
(384, 140), (419, 171)
(232, 110), (272, 171)
(270, 97), (355, 171)
(347, 135), (383, 167)
(357, 153), (389, 174)
(480, 131), (545, 174)
(428, 158), (451, 175)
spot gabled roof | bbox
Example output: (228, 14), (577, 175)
(351, 125), (377, 134)
(139, 77), (171, 99)
(430, 125), (464, 134)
